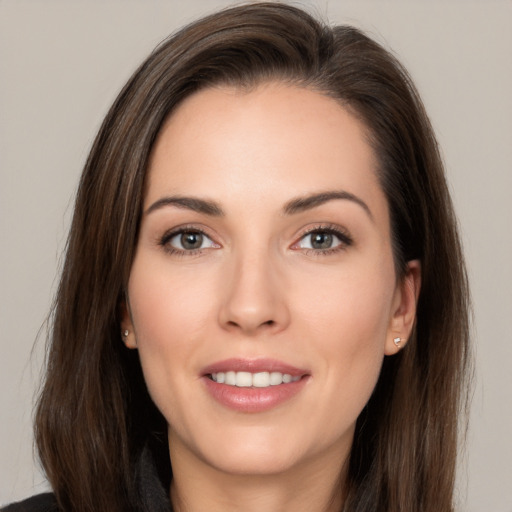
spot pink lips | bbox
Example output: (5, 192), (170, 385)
(201, 358), (309, 413)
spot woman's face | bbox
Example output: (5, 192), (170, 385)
(123, 83), (418, 479)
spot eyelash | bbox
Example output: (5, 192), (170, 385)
(158, 223), (353, 257)
(159, 225), (217, 257)
(293, 224), (353, 257)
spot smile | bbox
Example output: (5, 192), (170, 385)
(210, 371), (301, 387)
(202, 358), (309, 412)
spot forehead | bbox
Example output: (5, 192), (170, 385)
(146, 82), (385, 218)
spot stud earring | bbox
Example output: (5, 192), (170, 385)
(393, 337), (402, 348)
(123, 329), (129, 337)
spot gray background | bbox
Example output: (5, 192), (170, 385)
(1, 1), (511, 510)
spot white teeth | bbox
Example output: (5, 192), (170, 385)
(252, 372), (270, 387)
(210, 371), (300, 387)
(236, 371), (252, 387)
(269, 372), (283, 385)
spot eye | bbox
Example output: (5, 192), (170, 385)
(161, 229), (218, 253)
(293, 226), (352, 254)
(300, 231), (338, 250)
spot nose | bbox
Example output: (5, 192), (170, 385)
(218, 249), (290, 336)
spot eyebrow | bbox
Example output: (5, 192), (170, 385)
(283, 190), (373, 220)
(145, 190), (373, 220)
(145, 196), (225, 216)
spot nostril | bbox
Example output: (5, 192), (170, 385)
(225, 318), (275, 331)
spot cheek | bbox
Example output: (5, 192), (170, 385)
(129, 257), (217, 342)
(293, 260), (395, 405)
(295, 259), (395, 347)
(126, 261), (217, 416)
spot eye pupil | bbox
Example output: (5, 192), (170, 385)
(181, 232), (203, 250)
(311, 232), (333, 249)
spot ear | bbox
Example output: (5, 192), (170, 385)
(120, 297), (137, 349)
(385, 260), (421, 355)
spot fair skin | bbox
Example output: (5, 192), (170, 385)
(122, 82), (420, 512)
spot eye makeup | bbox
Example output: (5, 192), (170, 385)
(158, 224), (220, 257)
(291, 223), (353, 257)
(156, 221), (353, 259)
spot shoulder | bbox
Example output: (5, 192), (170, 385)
(1, 493), (58, 512)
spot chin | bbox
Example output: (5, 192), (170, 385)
(172, 422), (311, 477)
(200, 424), (344, 478)
(208, 448), (305, 477)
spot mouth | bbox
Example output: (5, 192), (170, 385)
(209, 371), (301, 387)
(201, 358), (309, 412)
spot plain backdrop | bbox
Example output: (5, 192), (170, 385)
(1, 1), (511, 510)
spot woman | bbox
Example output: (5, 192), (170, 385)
(3, 2), (471, 511)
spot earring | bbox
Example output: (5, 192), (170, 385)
(123, 329), (129, 337)
(393, 337), (402, 348)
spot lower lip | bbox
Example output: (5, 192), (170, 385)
(202, 376), (308, 413)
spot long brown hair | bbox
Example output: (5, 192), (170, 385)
(35, 3), (471, 511)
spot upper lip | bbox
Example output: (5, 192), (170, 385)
(201, 358), (309, 377)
